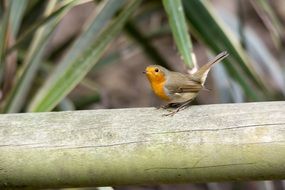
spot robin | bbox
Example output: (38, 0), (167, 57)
(143, 51), (229, 116)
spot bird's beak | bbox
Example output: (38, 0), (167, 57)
(142, 71), (146, 74)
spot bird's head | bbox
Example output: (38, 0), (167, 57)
(143, 65), (168, 83)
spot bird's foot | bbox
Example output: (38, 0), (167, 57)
(162, 100), (193, 116)
(162, 106), (187, 116)
(163, 109), (179, 116)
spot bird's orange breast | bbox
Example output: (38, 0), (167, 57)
(150, 81), (170, 101)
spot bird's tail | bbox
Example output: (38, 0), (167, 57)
(192, 51), (229, 85)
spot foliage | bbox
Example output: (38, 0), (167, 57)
(0, 0), (283, 114)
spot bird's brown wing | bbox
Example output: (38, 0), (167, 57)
(165, 72), (203, 94)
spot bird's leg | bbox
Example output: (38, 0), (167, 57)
(157, 103), (180, 109)
(156, 104), (170, 109)
(163, 99), (193, 116)
(158, 103), (171, 109)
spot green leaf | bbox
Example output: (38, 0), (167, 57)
(6, 0), (80, 55)
(0, 2), (10, 85)
(182, 0), (268, 100)
(221, 9), (285, 96)
(10, 0), (28, 36)
(53, 0), (126, 73)
(250, 0), (284, 50)
(3, 0), (72, 113)
(0, 0), (28, 103)
(162, 0), (195, 69)
(92, 51), (121, 70)
(28, 0), (142, 112)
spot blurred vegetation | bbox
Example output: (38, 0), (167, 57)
(0, 0), (284, 114)
(0, 0), (284, 189)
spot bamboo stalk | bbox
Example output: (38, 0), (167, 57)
(0, 101), (285, 188)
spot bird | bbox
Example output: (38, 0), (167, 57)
(143, 51), (229, 116)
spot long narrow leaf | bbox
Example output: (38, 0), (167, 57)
(0, 0), (28, 102)
(0, 2), (10, 85)
(51, 0), (126, 76)
(3, 0), (72, 113)
(6, 0), (80, 55)
(162, 0), (195, 69)
(250, 0), (284, 50)
(219, 10), (285, 95)
(10, 0), (28, 36)
(183, 0), (268, 100)
(28, 0), (142, 112)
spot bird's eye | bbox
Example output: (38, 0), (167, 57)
(154, 68), (159, 72)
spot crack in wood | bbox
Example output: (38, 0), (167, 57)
(146, 122), (285, 135)
(0, 142), (45, 147)
(56, 140), (149, 150)
(0, 140), (149, 149)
